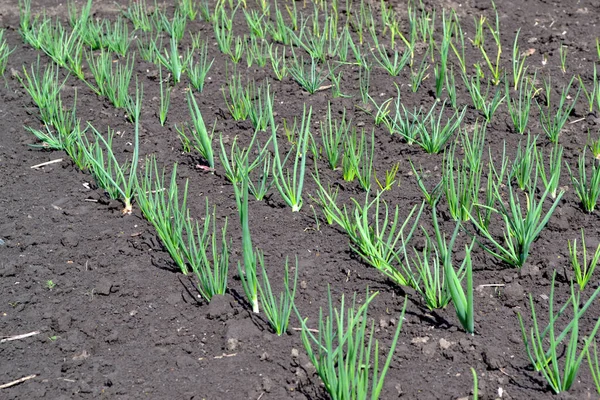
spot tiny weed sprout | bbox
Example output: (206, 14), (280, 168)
(559, 44), (568, 74)
(569, 229), (600, 291)
(45, 280), (56, 290)
(257, 255), (298, 336)
(271, 102), (312, 212)
(297, 289), (407, 400)
(518, 272), (600, 394)
(567, 149), (600, 213)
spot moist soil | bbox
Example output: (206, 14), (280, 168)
(1, 0), (600, 399)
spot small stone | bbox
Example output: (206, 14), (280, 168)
(439, 338), (453, 350)
(95, 278), (113, 296)
(226, 338), (239, 351)
(519, 263), (540, 278)
(260, 352), (270, 361)
(175, 355), (197, 368)
(482, 347), (506, 370)
(379, 318), (389, 329)
(411, 336), (429, 345)
(422, 342), (436, 356)
(503, 282), (524, 307)
(291, 348), (299, 358)
(300, 280), (307, 289)
(261, 377), (273, 392)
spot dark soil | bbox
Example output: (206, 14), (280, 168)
(1, 0), (600, 399)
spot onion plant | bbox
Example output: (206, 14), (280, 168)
(510, 133), (538, 191)
(506, 74), (537, 134)
(86, 50), (136, 120)
(468, 183), (563, 268)
(511, 29), (529, 91)
(222, 69), (248, 120)
(588, 341), (600, 395)
(159, 9), (187, 41)
(536, 143), (563, 199)
(410, 54), (429, 93)
(271, 102), (312, 211)
(158, 67), (171, 126)
(297, 288), (407, 400)
(246, 36), (269, 68)
(350, 192), (424, 287)
(559, 44), (568, 74)
(442, 141), (482, 222)
(410, 102), (466, 154)
(137, 159), (188, 274)
(243, 8), (267, 38)
(18, 58), (67, 126)
(371, 44), (410, 77)
(431, 207), (475, 333)
(177, 0), (198, 21)
(517, 272), (600, 394)
(243, 80), (274, 132)
(478, 5), (502, 86)
(566, 149), (600, 213)
(122, 0), (152, 32)
(257, 255), (298, 335)
(154, 34), (191, 83)
(588, 130), (600, 159)
(268, 44), (287, 81)
(578, 64), (600, 113)
(568, 229), (600, 291)
(462, 72), (505, 122)
(79, 85), (142, 214)
(187, 40), (214, 92)
(182, 90), (215, 169)
(320, 103), (350, 170)
(537, 76), (579, 144)
(185, 200), (230, 302)
(0, 30), (14, 75)
(237, 177), (259, 313)
(288, 50), (328, 94)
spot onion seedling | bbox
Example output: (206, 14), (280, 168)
(159, 9), (187, 41)
(559, 44), (568, 74)
(566, 149), (600, 213)
(246, 36), (269, 68)
(137, 159), (189, 274)
(468, 183), (563, 268)
(536, 143), (563, 199)
(243, 8), (267, 38)
(411, 101), (466, 154)
(154, 34), (191, 83)
(588, 129), (600, 159)
(184, 200), (230, 302)
(351, 192), (424, 287)
(462, 72), (505, 122)
(506, 74), (537, 134)
(537, 76), (579, 144)
(371, 44), (410, 77)
(517, 272), (600, 394)
(511, 29), (529, 91)
(86, 50), (135, 117)
(122, 0), (152, 31)
(243, 80), (274, 132)
(0, 30), (15, 76)
(297, 288), (407, 400)
(79, 85), (142, 215)
(509, 133), (537, 191)
(568, 229), (600, 291)
(268, 44), (287, 81)
(271, 102), (312, 212)
(320, 103), (350, 170)
(287, 50), (328, 94)
(578, 64), (600, 113)
(442, 142), (482, 222)
(237, 177), (259, 313)
(158, 67), (171, 126)
(257, 255), (298, 336)
(410, 54), (429, 92)
(222, 68), (248, 120)
(185, 89), (215, 169)
(100, 17), (131, 57)
(177, 0), (198, 21)
(410, 161), (442, 207)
